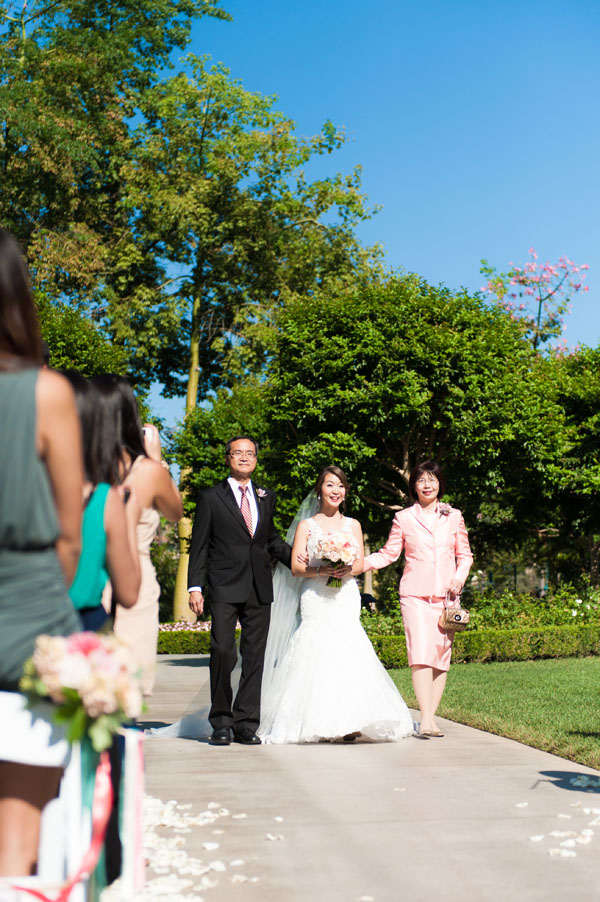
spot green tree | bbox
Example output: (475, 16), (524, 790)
(261, 275), (566, 553)
(124, 58), (380, 615)
(0, 0), (229, 384)
(122, 56), (380, 403)
(36, 294), (127, 375)
(546, 347), (600, 583)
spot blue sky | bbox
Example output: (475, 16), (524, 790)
(153, 0), (600, 425)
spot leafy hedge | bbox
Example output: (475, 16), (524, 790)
(360, 585), (600, 635)
(373, 625), (600, 668)
(158, 630), (214, 655)
(157, 624), (600, 665)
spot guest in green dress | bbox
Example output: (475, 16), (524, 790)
(65, 372), (141, 632)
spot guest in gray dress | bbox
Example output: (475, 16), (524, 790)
(0, 228), (84, 877)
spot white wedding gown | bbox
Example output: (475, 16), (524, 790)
(258, 518), (414, 744)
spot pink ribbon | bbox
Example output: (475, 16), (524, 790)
(13, 749), (114, 902)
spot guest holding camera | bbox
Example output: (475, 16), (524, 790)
(361, 461), (472, 738)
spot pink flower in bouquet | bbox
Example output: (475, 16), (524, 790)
(315, 532), (360, 587)
(21, 633), (144, 751)
(66, 631), (104, 656)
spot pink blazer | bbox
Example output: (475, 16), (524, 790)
(363, 503), (473, 598)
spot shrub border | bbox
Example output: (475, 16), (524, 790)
(158, 624), (600, 665)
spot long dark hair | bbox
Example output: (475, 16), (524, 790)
(0, 228), (43, 365)
(62, 371), (122, 485)
(91, 374), (147, 480)
(315, 465), (350, 514)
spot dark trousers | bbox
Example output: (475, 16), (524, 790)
(209, 583), (271, 732)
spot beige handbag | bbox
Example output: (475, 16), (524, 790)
(438, 591), (470, 631)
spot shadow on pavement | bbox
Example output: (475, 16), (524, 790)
(158, 657), (210, 668)
(538, 770), (600, 792)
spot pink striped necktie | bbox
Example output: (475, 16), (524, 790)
(239, 485), (254, 536)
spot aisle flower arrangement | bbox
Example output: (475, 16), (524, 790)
(20, 632), (144, 752)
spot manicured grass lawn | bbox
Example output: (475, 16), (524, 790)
(389, 657), (600, 770)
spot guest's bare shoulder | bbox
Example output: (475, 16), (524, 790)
(36, 367), (75, 408)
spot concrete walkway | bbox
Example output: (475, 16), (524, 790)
(141, 655), (600, 902)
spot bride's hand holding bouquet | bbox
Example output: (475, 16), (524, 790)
(315, 532), (360, 587)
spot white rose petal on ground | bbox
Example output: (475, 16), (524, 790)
(581, 829), (594, 836)
(588, 816), (600, 826)
(549, 831), (576, 838)
(274, 816), (284, 822)
(557, 814), (572, 820)
(528, 835), (544, 842)
(559, 849), (577, 858)
(357, 896), (376, 901)
(207, 802), (220, 809)
(232, 812), (247, 819)
(230, 859), (245, 866)
(548, 849), (561, 857)
(218, 808), (230, 816)
(515, 802), (528, 808)
(265, 832), (284, 841)
(208, 860), (226, 872)
(202, 842), (219, 850)
(559, 839), (576, 848)
(213, 829), (225, 835)
(230, 874), (249, 884)
(393, 787), (406, 792)
(576, 836), (592, 845)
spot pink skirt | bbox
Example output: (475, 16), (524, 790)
(400, 595), (453, 671)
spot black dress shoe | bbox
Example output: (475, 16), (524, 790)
(233, 728), (261, 745)
(209, 728), (231, 745)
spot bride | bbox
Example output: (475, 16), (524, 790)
(258, 466), (414, 743)
(149, 466), (414, 743)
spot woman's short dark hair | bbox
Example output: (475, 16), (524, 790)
(315, 465), (350, 513)
(91, 373), (147, 480)
(0, 228), (43, 364)
(225, 435), (259, 456)
(62, 371), (122, 485)
(408, 460), (446, 500)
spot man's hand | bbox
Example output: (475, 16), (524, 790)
(189, 590), (205, 616)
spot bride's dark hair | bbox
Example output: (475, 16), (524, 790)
(314, 465), (350, 513)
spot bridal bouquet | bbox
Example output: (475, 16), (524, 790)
(20, 632), (144, 752)
(315, 532), (360, 588)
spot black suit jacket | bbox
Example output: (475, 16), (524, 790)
(188, 479), (291, 605)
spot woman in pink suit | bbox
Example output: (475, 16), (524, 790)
(362, 461), (473, 738)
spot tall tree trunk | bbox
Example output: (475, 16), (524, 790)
(172, 294), (201, 621)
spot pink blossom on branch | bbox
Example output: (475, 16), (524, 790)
(480, 248), (590, 353)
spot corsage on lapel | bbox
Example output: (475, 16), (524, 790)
(438, 503), (452, 517)
(256, 487), (267, 500)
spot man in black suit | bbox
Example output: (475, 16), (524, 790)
(188, 435), (291, 746)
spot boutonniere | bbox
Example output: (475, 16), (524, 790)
(438, 503), (452, 517)
(257, 488), (267, 499)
